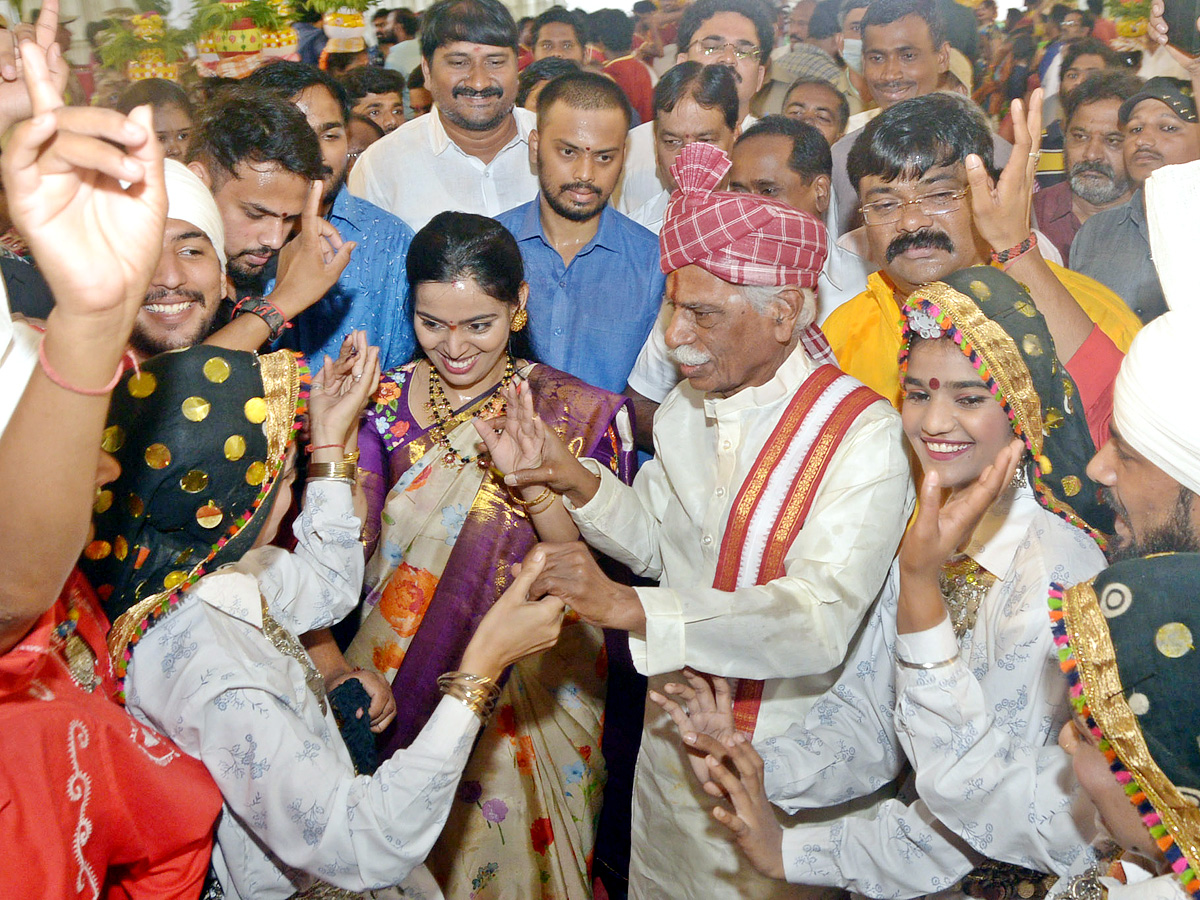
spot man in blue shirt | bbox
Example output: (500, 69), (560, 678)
(496, 70), (664, 394)
(247, 62), (417, 370)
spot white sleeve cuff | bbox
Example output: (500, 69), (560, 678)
(895, 616), (958, 665)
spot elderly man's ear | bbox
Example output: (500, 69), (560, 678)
(770, 286), (815, 341)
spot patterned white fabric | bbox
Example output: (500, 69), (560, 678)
(124, 480), (479, 900)
(758, 481), (1107, 895)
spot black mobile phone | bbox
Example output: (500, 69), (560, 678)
(1162, 0), (1200, 57)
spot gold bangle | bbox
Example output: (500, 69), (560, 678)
(308, 461), (358, 481)
(437, 671), (502, 721)
(526, 492), (556, 515)
(343, 448), (360, 464)
(511, 486), (552, 509)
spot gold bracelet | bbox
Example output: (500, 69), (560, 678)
(343, 448), (360, 464)
(511, 486), (552, 509)
(526, 492), (556, 515)
(308, 460), (358, 481)
(437, 671), (502, 721)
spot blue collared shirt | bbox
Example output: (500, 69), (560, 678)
(274, 187), (416, 370)
(495, 199), (664, 393)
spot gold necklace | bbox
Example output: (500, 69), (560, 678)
(939, 556), (998, 639)
(425, 356), (515, 468)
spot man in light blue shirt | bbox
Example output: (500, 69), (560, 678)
(248, 62), (416, 370)
(496, 70), (664, 394)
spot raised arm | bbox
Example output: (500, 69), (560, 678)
(0, 39), (164, 649)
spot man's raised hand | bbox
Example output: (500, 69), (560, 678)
(2, 39), (164, 332)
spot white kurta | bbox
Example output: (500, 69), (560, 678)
(566, 344), (914, 899)
(753, 482), (1106, 897)
(125, 480), (480, 900)
(347, 107), (538, 232)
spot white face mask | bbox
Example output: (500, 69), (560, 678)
(842, 37), (863, 72)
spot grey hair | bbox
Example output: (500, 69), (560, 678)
(739, 284), (817, 336)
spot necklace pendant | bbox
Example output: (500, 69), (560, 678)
(64, 633), (99, 692)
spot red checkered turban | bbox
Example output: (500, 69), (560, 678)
(659, 142), (828, 287)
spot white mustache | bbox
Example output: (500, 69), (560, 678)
(668, 344), (713, 366)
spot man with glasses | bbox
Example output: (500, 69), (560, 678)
(822, 92), (1140, 447)
(829, 0), (1013, 234)
(616, 0), (776, 215)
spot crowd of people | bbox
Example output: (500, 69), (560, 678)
(3, 0), (1200, 898)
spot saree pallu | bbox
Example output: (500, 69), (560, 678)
(346, 362), (635, 900)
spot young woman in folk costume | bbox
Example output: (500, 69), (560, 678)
(339, 211), (636, 899)
(83, 337), (567, 900)
(652, 265), (1114, 897)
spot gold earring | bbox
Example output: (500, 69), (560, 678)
(511, 309), (528, 332)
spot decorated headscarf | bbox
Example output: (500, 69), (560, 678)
(1050, 552), (1200, 896)
(899, 266), (1111, 542)
(82, 345), (309, 697)
(658, 141), (828, 287)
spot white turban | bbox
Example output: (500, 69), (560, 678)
(164, 159), (226, 269)
(1112, 309), (1200, 497)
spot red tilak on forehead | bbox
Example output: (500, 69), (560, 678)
(929, 377), (940, 390)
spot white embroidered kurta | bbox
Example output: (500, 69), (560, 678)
(566, 344), (914, 900)
(347, 107), (538, 232)
(893, 486), (1113, 877)
(124, 481), (480, 900)
(755, 482), (1106, 897)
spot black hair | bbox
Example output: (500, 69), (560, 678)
(633, 0), (658, 15)
(245, 60), (350, 122)
(408, 211), (524, 305)
(1066, 8), (1095, 29)
(1062, 70), (1145, 124)
(407, 65), (426, 90)
(860, 0), (947, 51)
(847, 92), (998, 190)
(784, 76), (851, 132)
(116, 78), (192, 116)
(809, 0), (842, 40)
(323, 51), (369, 76)
(653, 61), (740, 130)
(535, 68), (633, 129)
(294, 1), (323, 25)
(517, 56), (581, 107)
(420, 0), (517, 61)
(588, 8), (635, 54)
(978, 0), (997, 9)
(738, 114), (833, 180)
(339, 66), (407, 105)
(676, 0), (776, 64)
(1048, 3), (1071, 26)
(1061, 36), (1123, 74)
(1004, 9), (1025, 30)
(532, 6), (584, 48)
(373, 9), (392, 21)
(186, 86), (324, 185)
(840, 0), (870, 25)
(392, 8), (420, 38)
(1086, 0), (1104, 16)
(1010, 31), (1037, 62)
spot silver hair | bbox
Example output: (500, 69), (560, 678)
(738, 284), (817, 336)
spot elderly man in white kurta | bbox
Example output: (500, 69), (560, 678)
(506, 142), (914, 900)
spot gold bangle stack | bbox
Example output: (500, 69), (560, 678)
(511, 486), (554, 515)
(437, 670), (502, 721)
(308, 451), (359, 483)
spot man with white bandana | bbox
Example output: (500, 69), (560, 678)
(129, 159), (230, 360)
(506, 140), (913, 900)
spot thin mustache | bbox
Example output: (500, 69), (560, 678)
(453, 86), (503, 98)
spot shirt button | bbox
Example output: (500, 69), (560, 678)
(722, 440), (732, 450)
(559, 281), (566, 287)
(555, 328), (563, 335)
(715, 487), (726, 498)
(702, 534), (713, 545)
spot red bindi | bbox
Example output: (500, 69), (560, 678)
(928, 377), (940, 390)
